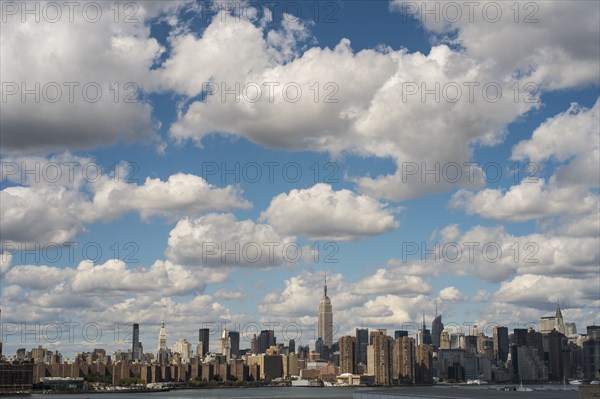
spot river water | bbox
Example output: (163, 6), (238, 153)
(2, 385), (584, 399)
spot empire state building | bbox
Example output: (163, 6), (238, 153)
(318, 275), (334, 347)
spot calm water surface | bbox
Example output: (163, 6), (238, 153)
(3, 385), (585, 399)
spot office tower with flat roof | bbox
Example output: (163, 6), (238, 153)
(464, 335), (477, 354)
(416, 343), (433, 384)
(394, 330), (408, 339)
(132, 323), (140, 361)
(338, 336), (356, 374)
(547, 329), (567, 381)
(356, 328), (368, 366)
(493, 326), (509, 362)
(512, 328), (528, 346)
(198, 328), (210, 358)
(582, 336), (600, 380)
(367, 331), (392, 386)
(587, 326), (600, 339)
(393, 336), (415, 384)
(229, 330), (240, 356)
(258, 330), (275, 354)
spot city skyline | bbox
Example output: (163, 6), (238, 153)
(1, 0), (599, 362)
(0, 293), (591, 359)
(4, 295), (599, 388)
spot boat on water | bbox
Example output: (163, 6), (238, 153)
(516, 381), (533, 392)
(291, 380), (323, 387)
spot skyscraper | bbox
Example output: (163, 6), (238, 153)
(367, 331), (392, 386)
(229, 330), (240, 356)
(315, 338), (324, 357)
(512, 328), (528, 346)
(132, 323), (140, 361)
(258, 330), (275, 353)
(547, 329), (567, 381)
(416, 344), (433, 384)
(493, 326), (509, 362)
(338, 336), (356, 374)
(394, 330), (409, 339)
(251, 334), (259, 354)
(540, 301), (567, 334)
(393, 336), (415, 384)
(417, 311), (431, 345)
(220, 326), (231, 360)
(554, 302), (565, 334)
(198, 328), (210, 358)
(587, 325), (600, 339)
(582, 336), (600, 380)
(318, 274), (334, 348)
(431, 303), (443, 349)
(173, 338), (192, 363)
(157, 320), (169, 364)
(356, 328), (368, 366)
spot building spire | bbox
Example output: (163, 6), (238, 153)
(324, 272), (328, 297)
(422, 309), (426, 329)
(556, 298), (563, 319)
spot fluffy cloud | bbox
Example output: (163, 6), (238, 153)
(450, 100), (599, 222)
(161, 10), (541, 201)
(556, 210), (600, 238)
(392, 1), (600, 90)
(68, 259), (228, 296)
(0, 155), (251, 244)
(91, 173), (251, 221)
(0, 1), (187, 152)
(384, 224), (599, 284)
(451, 180), (598, 222)
(165, 213), (298, 268)
(1, 185), (92, 243)
(0, 285), (236, 355)
(438, 286), (468, 302)
(2, 258), (226, 297)
(495, 274), (600, 310)
(512, 99), (600, 188)
(355, 268), (431, 296)
(4, 265), (74, 290)
(259, 183), (399, 240)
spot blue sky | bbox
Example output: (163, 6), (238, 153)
(0, 0), (599, 357)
